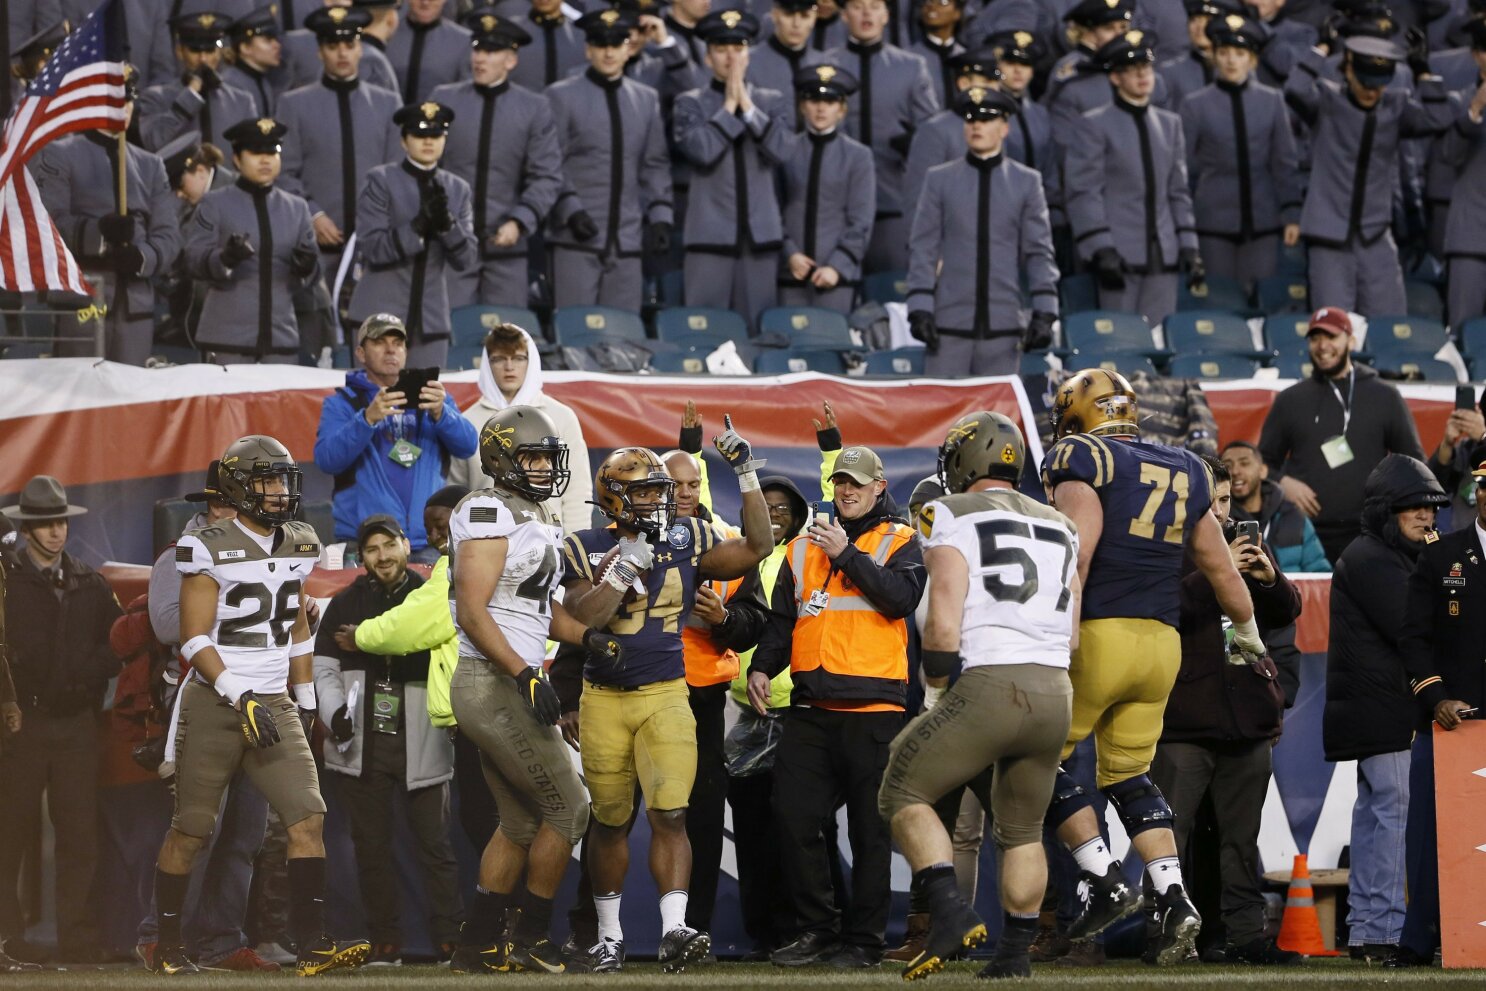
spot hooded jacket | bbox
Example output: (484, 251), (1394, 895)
(1230, 478), (1332, 574)
(446, 324), (593, 534)
(729, 474), (811, 712)
(1323, 454), (1448, 762)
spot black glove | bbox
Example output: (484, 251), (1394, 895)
(1179, 247), (1206, 292)
(195, 65), (221, 92)
(567, 210), (599, 242)
(909, 311), (939, 353)
(110, 241), (146, 277)
(98, 212), (135, 245)
(679, 423), (703, 455)
(1406, 26), (1431, 79)
(221, 232), (255, 268)
(235, 691), (281, 749)
(290, 243), (318, 279)
(1092, 246), (1126, 291)
(515, 667), (562, 726)
(888, 130), (914, 156)
(1319, 12), (1344, 53)
(583, 628), (624, 668)
(330, 704), (355, 743)
(1023, 310), (1056, 351)
(298, 707), (315, 741)
(422, 186), (452, 234)
(643, 220), (672, 256)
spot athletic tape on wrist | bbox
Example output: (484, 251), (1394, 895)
(288, 638), (314, 658)
(212, 670), (251, 705)
(604, 560), (639, 592)
(737, 469), (760, 493)
(292, 681), (317, 711)
(180, 635), (215, 662)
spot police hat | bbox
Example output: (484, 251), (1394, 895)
(304, 5), (371, 41)
(223, 116), (287, 153)
(948, 47), (1000, 80)
(1344, 34), (1403, 86)
(955, 85), (1019, 121)
(172, 11), (232, 52)
(1065, 0), (1133, 29)
(986, 30), (1043, 66)
(576, 8), (637, 45)
(10, 19), (68, 68)
(462, 7), (534, 50)
(1096, 29), (1157, 70)
(1206, 13), (1269, 51)
(232, 3), (281, 43)
(697, 9), (760, 45)
(794, 63), (858, 100)
(394, 100), (456, 136)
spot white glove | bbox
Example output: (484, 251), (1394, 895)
(1231, 616), (1266, 659)
(617, 535), (654, 571)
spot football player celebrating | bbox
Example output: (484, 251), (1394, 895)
(560, 419), (773, 973)
(879, 412), (1082, 982)
(1041, 371), (1263, 964)
(151, 436), (369, 976)
(447, 406), (623, 974)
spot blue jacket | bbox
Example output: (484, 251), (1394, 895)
(313, 370), (478, 550)
(1231, 478), (1332, 574)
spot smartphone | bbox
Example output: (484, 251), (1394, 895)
(1457, 385), (1478, 411)
(393, 366), (439, 402)
(1237, 520), (1260, 546)
(812, 501), (836, 526)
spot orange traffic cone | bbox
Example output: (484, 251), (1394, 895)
(1276, 854), (1342, 956)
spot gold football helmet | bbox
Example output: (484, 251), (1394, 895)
(1050, 369), (1140, 440)
(594, 448), (676, 537)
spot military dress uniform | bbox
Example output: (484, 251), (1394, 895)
(907, 87), (1059, 376)
(901, 48), (1001, 216)
(185, 118), (321, 362)
(220, 3), (289, 115)
(139, 13), (260, 151)
(747, 28), (824, 124)
(1254, 7), (1317, 84)
(1044, 0), (1134, 144)
(280, 20), (400, 93)
(988, 32), (1055, 174)
(507, 6), (587, 90)
(909, 32), (966, 108)
(1441, 38), (1486, 324)
(348, 104), (478, 368)
(387, 5), (472, 101)
(546, 13), (674, 311)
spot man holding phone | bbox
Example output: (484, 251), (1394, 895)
(314, 314), (479, 562)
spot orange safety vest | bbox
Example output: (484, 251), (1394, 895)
(682, 574), (745, 688)
(786, 520), (914, 708)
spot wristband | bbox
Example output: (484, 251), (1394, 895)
(181, 635), (216, 662)
(292, 681), (317, 711)
(924, 685), (945, 711)
(212, 670), (252, 705)
(603, 560), (639, 592)
(922, 649), (963, 679)
(738, 469), (760, 493)
(289, 639), (314, 658)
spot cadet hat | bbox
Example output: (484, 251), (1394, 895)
(1344, 34), (1403, 86)
(986, 30), (1043, 66)
(395, 100), (456, 136)
(576, 8), (637, 45)
(1066, 0), (1133, 28)
(357, 312), (408, 343)
(10, 19), (69, 79)
(357, 513), (406, 548)
(223, 116), (288, 153)
(773, 0), (820, 10)
(462, 7), (534, 49)
(3, 476), (88, 521)
(1096, 29), (1157, 70)
(157, 130), (205, 187)
(1206, 12), (1269, 50)
(185, 461), (225, 503)
(1471, 447), (1486, 482)
(830, 446), (887, 485)
(304, 5), (371, 40)
(172, 11), (233, 51)
(956, 84), (1019, 120)
(795, 63), (859, 100)
(698, 9), (761, 44)
(1183, 0), (1242, 17)
(232, 2), (282, 43)
(1306, 306), (1353, 337)
(948, 47), (1000, 81)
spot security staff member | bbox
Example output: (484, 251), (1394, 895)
(907, 86), (1058, 376)
(431, 10), (560, 308)
(281, 0), (401, 93)
(673, 10), (794, 327)
(388, 0), (471, 101)
(749, 446), (925, 968)
(779, 65), (875, 313)
(1179, 14), (1301, 286)
(824, 0), (939, 272)
(547, 9), (675, 311)
(506, 0), (587, 90)
(139, 12), (259, 151)
(222, 3), (287, 115)
(748, 0), (824, 116)
(348, 102), (477, 369)
(1440, 23), (1486, 324)
(276, 5), (402, 263)
(1395, 452), (1486, 968)
(1066, 31), (1203, 326)
(1285, 35), (1455, 314)
(33, 76), (182, 366)
(902, 47), (997, 217)
(184, 116), (320, 363)
(908, 0), (966, 107)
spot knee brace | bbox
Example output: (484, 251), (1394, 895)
(1047, 765), (1091, 829)
(1102, 774), (1174, 837)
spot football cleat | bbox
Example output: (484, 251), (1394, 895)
(448, 942), (509, 974)
(658, 927), (711, 974)
(586, 937), (625, 973)
(506, 937), (567, 974)
(1068, 863), (1142, 940)
(295, 935), (370, 976)
(902, 904), (987, 981)
(1147, 885), (1201, 966)
(151, 944), (198, 976)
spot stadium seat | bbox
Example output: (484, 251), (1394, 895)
(657, 269), (685, 307)
(1460, 316), (1486, 370)
(757, 306), (854, 349)
(1271, 349), (1314, 379)
(451, 304), (543, 346)
(1020, 350), (1056, 375)
(1059, 273), (1099, 315)
(1065, 350), (1161, 378)
(1178, 274), (1251, 314)
(1061, 310), (1161, 356)
(1263, 313), (1313, 352)
(1275, 240), (1307, 275)
(753, 348), (848, 375)
(153, 498), (199, 558)
(1163, 311), (1261, 356)
(862, 270), (909, 304)
(864, 347), (924, 376)
(649, 348), (711, 374)
(1370, 354), (1460, 383)
(154, 345), (199, 365)
(446, 343), (485, 371)
(1364, 315), (1449, 360)
(1405, 279), (1445, 322)
(653, 307), (749, 349)
(0, 341), (49, 359)
(1168, 353), (1262, 380)
(1254, 275), (1309, 315)
(551, 306), (648, 347)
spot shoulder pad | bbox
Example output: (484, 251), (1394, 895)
(281, 520), (321, 557)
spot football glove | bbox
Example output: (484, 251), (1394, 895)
(516, 667), (562, 726)
(583, 628), (624, 668)
(713, 414), (765, 475)
(298, 707), (315, 741)
(616, 534), (654, 572)
(235, 691), (281, 749)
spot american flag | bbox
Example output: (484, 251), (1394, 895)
(0, 0), (129, 296)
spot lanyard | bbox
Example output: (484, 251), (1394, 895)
(1328, 367), (1355, 435)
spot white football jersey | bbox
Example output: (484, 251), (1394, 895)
(449, 488), (565, 667)
(175, 518), (320, 692)
(922, 490), (1079, 670)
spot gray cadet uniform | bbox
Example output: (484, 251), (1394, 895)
(903, 108), (965, 217)
(220, 62), (285, 115)
(1423, 45), (1481, 258)
(1255, 12), (1317, 84)
(1136, 0), (1192, 63)
(1442, 96), (1486, 323)
(823, 39), (940, 271)
(546, 69), (675, 311)
(1158, 49), (1213, 108)
(508, 10), (588, 90)
(748, 36), (825, 124)
(1284, 44), (1455, 314)
(33, 133), (183, 365)
(139, 77), (260, 152)
(280, 30), (401, 93)
(910, 34), (967, 108)
(33, 0), (176, 87)
(387, 12), (473, 101)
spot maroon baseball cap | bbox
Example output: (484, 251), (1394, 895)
(1306, 307), (1352, 338)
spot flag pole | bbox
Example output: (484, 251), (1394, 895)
(116, 129), (127, 214)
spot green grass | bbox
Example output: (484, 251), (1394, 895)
(5, 960), (1486, 989)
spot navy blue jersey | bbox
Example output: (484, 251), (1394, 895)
(1042, 435), (1214, 627)
(562, 518), (717, 687)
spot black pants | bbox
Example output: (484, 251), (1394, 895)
(453, 727), (499, 851)
(728, 769), (789, 950)
(685, 683), (728, 931)
(774, 706), (897, 952)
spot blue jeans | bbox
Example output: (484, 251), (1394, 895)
(138, 771), (269, 964)
(1400, 731), (1439, 957)
(1346, 750), (1410, 946)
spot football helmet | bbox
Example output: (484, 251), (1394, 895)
(938, 411), (1027, 493)
(217, 435), (302, 526)
(479, 406), (571, 501)
(1050, 369), (1140, 440)
(594, 448), (676, 537)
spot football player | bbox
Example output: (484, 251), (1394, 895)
(560, 420), (773, 973)
(1040, 371), (1263, 964)
(880, 411), (1081, 981)
(447, 406), (623, 974)
(151, 436), (369, 977)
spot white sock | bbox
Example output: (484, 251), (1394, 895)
(1071, 837), (1116, 876)
(659, 890), (688, 935)
(595, 893), (623, 942)
(1146, 856), (1184, 893)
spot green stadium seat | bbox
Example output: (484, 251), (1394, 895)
(1271, 349), (1314, 379)
(649, 348), (712, 374)
(1178, 274), (1251, 314)
(1060, 273), (1099, 315)
(1370, 354), (1460, 383)
(1163, 311), (1261, 356)
(551, 306), (647, 347)
(757, 306), (854, 349)
(753, 348), (848, 375)
(1404, 280), (1444, 322)
(1062, 310), (1160, 355)
(1364, 315), (1449, 360)
(1255, 275), (1309, 315)
(1065, 350), (1161, 378)
(1168, 353), (1262, 379)
(862, 271), (909, 304)
(653, 307), (748, 348)
(446, 343), (485, 371)
(864, 347), (924, 376)
(450, 304), (543, 347)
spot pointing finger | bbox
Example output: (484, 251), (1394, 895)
(724, 413), (734, 431)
